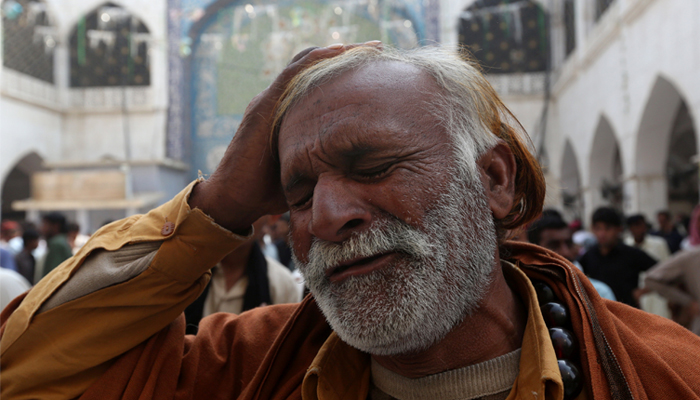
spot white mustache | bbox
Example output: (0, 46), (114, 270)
(301, 218), (436, 276)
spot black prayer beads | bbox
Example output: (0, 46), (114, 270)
(533, 280), (583, 400)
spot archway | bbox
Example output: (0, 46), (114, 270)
(587, 116), (623, 219)
(560, 139), (582, 221)
(634, 76), (697, 219)
(1, 152), (45, 221)
(68, 2), (151, 87)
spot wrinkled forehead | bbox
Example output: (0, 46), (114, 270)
(277, 61), (443, 144)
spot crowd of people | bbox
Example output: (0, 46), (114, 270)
(4, 205), (700, 339)
(3, 204), (700, 337)
(0, 213), (89, 308)
(0, 212), (304, 320)
(524, 206), (700, 335)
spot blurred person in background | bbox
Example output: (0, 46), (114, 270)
(529, 212), (616, 301)
(569, 219), (596, 256)
(40, 212), (73, 277)
(680, 205), (700, 251)
(14, 228), (39, 285)
(0, 221), (19, 270)
(258, 215), (280, 262)
(273, 212), (294, 270)
(625, 214), (671, 261)
(184, 216), (303, 334)
(625, 214), (671, 318)
(652, 210), (684, 254)
(579, 207), (656, 307)
(645, 244), (700, 335)
(0, 246), (16, 271)
(0, 267), (30, 311)
(66, 222), (90, 254)
(1, 220), (23, 255)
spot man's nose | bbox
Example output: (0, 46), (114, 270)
(309, 177), (372, 242)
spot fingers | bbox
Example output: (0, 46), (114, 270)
(272, 46), (344, 91)
(272, 41), (383, 93)
(287, 46), (320, 66)
(344, 40), (383, 51)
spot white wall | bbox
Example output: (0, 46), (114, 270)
(0, 97), (62, 183)
(1, 0), (170, 181)
(546, 0), (700, 223)
(440, 0), (700, 225)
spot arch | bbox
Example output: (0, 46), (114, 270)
(2, 0), (56, 83)
(560, 139), (582, 219)
(634, 75), (698, 217)
(1, 152), (45, 220)
(68, 2), (150, 87)
(636, 76), (691, 176)
(458, 0), (548, 74)
(60, 0), (155, 38)
(589, 116), (623, 210)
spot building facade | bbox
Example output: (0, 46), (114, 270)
(1, 0), (184, 232)
(443, 0), (700, 225)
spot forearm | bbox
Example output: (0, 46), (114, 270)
(644, 254), (695, 306)
(644, 277), (695, 306)
(0, 181), (249, 399)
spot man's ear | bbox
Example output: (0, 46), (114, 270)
(477, 142), (516, 220)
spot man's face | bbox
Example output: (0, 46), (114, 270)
(592, 222), (621, 248)
(278, 62), (498, 355)
(657, 214), (669, 230)
(41, 220), (55, 238)
(25, 239), (39, 252)
(538, 228), (575, 261)
(628, 222), (647, 243)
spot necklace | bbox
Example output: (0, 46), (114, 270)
(532, 280), (583, 400)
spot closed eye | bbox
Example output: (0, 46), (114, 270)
(290, 190), (313, 210)
(354, 164), (393, 180)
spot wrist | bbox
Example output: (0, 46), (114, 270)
(188, 179), (257, 234)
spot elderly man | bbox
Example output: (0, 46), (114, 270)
(2, 45), (700, 400)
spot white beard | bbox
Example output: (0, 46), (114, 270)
(293, 168), (498, 356)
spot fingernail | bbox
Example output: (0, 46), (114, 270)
(364, 40), (382, 45)
(327, 43), (344, 49)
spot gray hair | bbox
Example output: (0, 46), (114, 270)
(273, 45), (502, 178)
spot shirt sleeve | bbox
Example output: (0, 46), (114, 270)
(644, 250), (698, 306)
(636, 248), (658, 272)
(0, 180), (251, 400)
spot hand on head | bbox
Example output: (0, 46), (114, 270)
(188, 42), (382, 233)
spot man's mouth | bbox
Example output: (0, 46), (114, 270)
(326, 252), (396, 282)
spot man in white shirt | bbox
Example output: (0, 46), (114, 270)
(183, 217), (303, 334)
